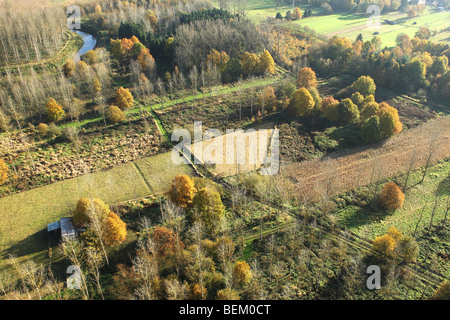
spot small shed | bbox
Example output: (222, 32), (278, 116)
(47, 217), (85, 241)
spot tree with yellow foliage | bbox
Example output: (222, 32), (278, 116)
(73, 197), (110, 227)
(45, 98), (65, 122)
(147, 10), (158, 30)
(372, 233), (396, 257)
(233, 261), (253, 286)
(191, 283), (207, 300)
(63, 60), (76, 77)
(288, 88), (315, 117)
(0, 159), (8, 186)
(116, 87), (134, 110)
(372, 227), (419, 262)
(321, 97), (340, 122)
(168, 175), (197, 209)
(192, 187), (225, 237)
(378, 102), (402, 134)
(297, 67), (317, 88)
(216, 288), (240, 300)
(107, 105), (125, 124)
(206, 49), (229, 73)
(240, 52), (259, 76)
(258, 50), (275, 75)
(103, 212), (127, 247)
(379, 182), (405, 210)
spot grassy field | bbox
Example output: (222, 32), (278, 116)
(238, 0), (450, 47)
(0, 151), (193, 276)
(337, 160), (450, 239)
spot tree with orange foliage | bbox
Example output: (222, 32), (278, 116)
(379, 182), (405, 210)
(191, 283), (207, 300)
(137, 48), (155, 72)
(297, 67), (317, 88)
(292, 7), (302, 20)
(103, 211), (127, 247)
(151, 226), (184, 256)
(168, 175), (197, 209)
(0, 159), (8, 186)
(116, 87), (134, 110)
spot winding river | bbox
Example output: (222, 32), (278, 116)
(74, 30), (97, 61)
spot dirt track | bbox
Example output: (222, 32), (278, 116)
(277, 117), (450, 202)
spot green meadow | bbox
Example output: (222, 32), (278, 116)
(237, 0), (450, 47)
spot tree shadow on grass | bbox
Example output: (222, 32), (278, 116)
(435, 173), (450, 197)
(339, 205), (392, 230)
(0, 229), (59, 263)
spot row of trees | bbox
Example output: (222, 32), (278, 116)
(0, 3), (67, 65)
(308, 33), (450, 97)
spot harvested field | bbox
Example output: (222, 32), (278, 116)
(275, 117), (450, 203)
(188, 127), (275, 177)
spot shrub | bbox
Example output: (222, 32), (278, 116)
(46, 123), (61, 138)
(379, 182), (405, 210)
(36, 123), (49, 136)
(61, 126), (79, 142)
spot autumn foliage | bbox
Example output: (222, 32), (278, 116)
(168, 175), (197, 209)
(233, 261), (253, 286)
(45, 98), (65, 122)
(151, 226), (184, 256)
(297, 67), (317, 88)
(287, 88), (315, 117)
(103, 211), (127, 247)
(0, 159), (8, 185)
(379, 182), (405, 210)
(73, 197), (110, 227)
(116, 87), (134, 110)
(107, 105), (125, 124)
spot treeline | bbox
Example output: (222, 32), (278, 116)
(179, 8), (233, 24)
(117, 13), (270, 80)
(308, 33), (450, 97)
